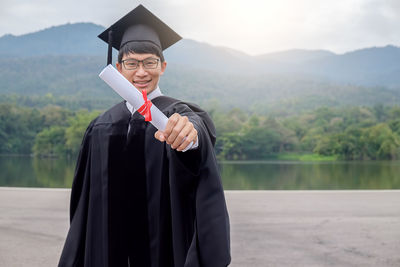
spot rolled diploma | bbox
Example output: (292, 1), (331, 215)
(99, 64), (167, 131)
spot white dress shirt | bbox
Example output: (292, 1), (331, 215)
(126, 86), (198, 152)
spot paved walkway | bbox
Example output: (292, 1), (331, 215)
(0, 188), (399, 266)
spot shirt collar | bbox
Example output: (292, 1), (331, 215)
(126, 86), (163, 114)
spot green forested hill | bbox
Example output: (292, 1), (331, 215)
(0, 56), (118, 110)
(1, 55), (400, 114)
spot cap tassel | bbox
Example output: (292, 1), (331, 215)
(107, 30), (113, 65)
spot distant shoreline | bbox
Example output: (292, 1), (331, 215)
(3, 153), (400, 162)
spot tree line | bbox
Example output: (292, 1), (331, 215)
(212, 104), (400, 160)
(1, 102), (400, 160)
(0, 103), (99, 157)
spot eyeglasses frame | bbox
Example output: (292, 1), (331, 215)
(121, 57), (160, 70)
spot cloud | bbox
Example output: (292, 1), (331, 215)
(0, 0), (399, 54)
(358, 0), (400, 38)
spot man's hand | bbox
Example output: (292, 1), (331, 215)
(154, 113), (198, 151)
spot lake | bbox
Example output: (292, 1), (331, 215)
(0, 156), (399, 190)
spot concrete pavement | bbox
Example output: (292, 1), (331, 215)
(0, 188), (399, 266)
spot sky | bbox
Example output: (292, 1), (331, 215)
(0, 0), (399, 55)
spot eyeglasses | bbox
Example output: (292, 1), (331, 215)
(121, 58), (160, 70)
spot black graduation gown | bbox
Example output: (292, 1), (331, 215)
(58, 96), (231, 267)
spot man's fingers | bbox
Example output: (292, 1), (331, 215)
(163, 113), (180, 141)
(154, 131), (165, 142)
(171, 122), (192, 149)
(177, 128), (197, 151)
(160, 113), (197, 151)
(167, 115), (188, 144)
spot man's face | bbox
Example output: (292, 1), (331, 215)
(116, 52), (167, 94)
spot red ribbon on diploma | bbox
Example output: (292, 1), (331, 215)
(137, 90), (152, 121)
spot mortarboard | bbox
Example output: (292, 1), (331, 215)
(98, 4), (182, 65)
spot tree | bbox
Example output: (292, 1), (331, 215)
(65, 110), (100, 157)
(313, 134), (339, 156)
(0, 103), (45, 154)
(33, 126), (67, 157)
(361, 124), (400, 160)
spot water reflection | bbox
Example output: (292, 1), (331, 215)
(32, 157), (75, 188)
(0, 156), (399, 189)
(0, 156), (75, 188)
(220, 161), (400, 190)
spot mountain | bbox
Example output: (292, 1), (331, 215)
(259, 49), (335, 66)
(1, 23), (400, 113)
(307, 45), (400, 87)
(164, 39), (254, 73)
(0, 23), (106, 57)
(1, 23), (400, 87)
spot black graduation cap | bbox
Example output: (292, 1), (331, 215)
(98, 4), (182, 65)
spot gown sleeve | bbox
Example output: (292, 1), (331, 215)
(165, 102), (217, 174)
(165, 103), (231, 267)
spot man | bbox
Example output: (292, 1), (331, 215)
(58, 5), (231, 267)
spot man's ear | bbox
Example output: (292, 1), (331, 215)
(160, 61), (167, 75)
(116, 62), (122, 73)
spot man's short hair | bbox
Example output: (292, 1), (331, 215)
(118, 41), (165, 63)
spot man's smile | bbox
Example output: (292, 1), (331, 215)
(133, 80), (151, 88)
